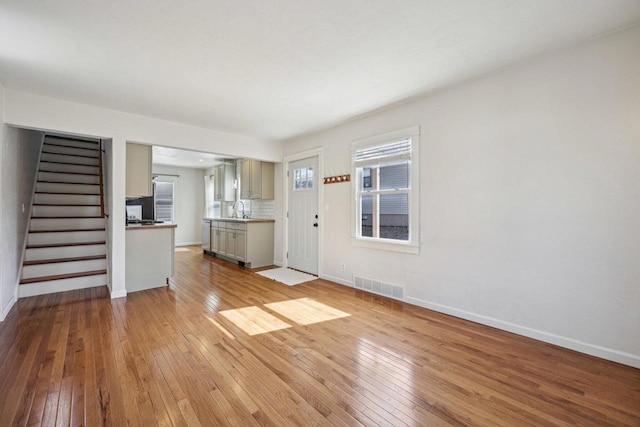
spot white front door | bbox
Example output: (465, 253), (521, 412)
(287, 156), (319, 275)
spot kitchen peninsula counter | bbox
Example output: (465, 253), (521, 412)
(126, 223), (177, 292)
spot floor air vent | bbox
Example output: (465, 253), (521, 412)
(353, 274), (405, 301)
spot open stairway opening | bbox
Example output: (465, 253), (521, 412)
(19, 135), (108, 297)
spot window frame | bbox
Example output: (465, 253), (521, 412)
(351, 126), (420, 254)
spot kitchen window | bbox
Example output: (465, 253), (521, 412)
(352, 126), (420, 254)
(204, 174), (220, 218)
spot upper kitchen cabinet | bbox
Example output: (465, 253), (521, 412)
(214, 162), (236, 201)
(126, 142), (152, 198)
(240, 159), (274, 199)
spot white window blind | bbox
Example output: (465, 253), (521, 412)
(354, 138), (412, 167)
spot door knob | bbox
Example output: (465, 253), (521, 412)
(313, 223), (318, 227)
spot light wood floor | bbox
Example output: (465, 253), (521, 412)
(1, 246), (638, 426)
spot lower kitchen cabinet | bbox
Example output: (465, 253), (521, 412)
(210, 221), (226, 255)
(208, 219), (273, 268)
(226, 228), (246, 262)
(126, 224), (176, 292)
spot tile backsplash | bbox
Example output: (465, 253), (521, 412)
(240, 199), (275, 219)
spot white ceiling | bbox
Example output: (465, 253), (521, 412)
(1, 1), (639, 141)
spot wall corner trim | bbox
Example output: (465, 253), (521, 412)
(110, 290), (127, 299)
(1, 294), (17, 321)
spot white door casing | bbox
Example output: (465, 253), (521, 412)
(287, 156), (319, 275)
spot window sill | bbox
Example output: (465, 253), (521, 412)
(351, 237), (420, 254)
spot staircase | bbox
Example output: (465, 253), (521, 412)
(19, 135), (108, 297)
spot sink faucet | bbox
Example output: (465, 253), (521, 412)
(232, 200), (245, 218)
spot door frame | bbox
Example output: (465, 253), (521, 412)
(282, 147), (324, 276)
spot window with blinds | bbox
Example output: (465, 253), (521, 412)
(352, 127), (420, 253)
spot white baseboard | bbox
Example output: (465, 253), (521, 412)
(110, 289), (127, 299)
(1, 294), (17, 321)
(319, 273), (353, 288)
(406, 296), (640, 369)
(176, 241), (200, 247)
(320, 276), (639, 369)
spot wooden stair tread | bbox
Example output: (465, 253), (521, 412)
(29, 228), (105, 233)
(33, 203), (100, 206)
(24, 255), (106, 266)
(38, 160), (100, 167)
(39, 170), (99, 176)
(43, 142), (100, 151)
(31, 216), (103, 219)
(26, 241), (106, 249)
(37, 181), (98, 186)
(35, 191), (100, 196)
(45, 135), (99, 144)
(20, 269), (107, 284)
(40, 160), (99, 167)
(42, 151), (99, 159)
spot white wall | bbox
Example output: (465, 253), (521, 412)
(0, 81), (43, 319)
(4, 91), (283, 162)
(280, 25), (640, 367)
(153, 164), (205, 246)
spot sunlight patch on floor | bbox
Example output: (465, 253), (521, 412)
(264, 298), (351, 325)
(219, 306), (292, 335)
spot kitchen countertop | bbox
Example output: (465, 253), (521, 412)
(126, 223), (178, 230)
(203, 218), (275, 223)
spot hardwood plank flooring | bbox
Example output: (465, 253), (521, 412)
(1, 246), (638, 426)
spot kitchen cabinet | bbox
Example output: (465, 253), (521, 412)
(125, 224), (176, 292)
(213, 163), (236, 201)
(225, 224), (246, 262)
(240, 159), (274, 199)
(210, 221), (227, 255)
(126, 142), (152, 197)
(207, 219), (274, 268)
